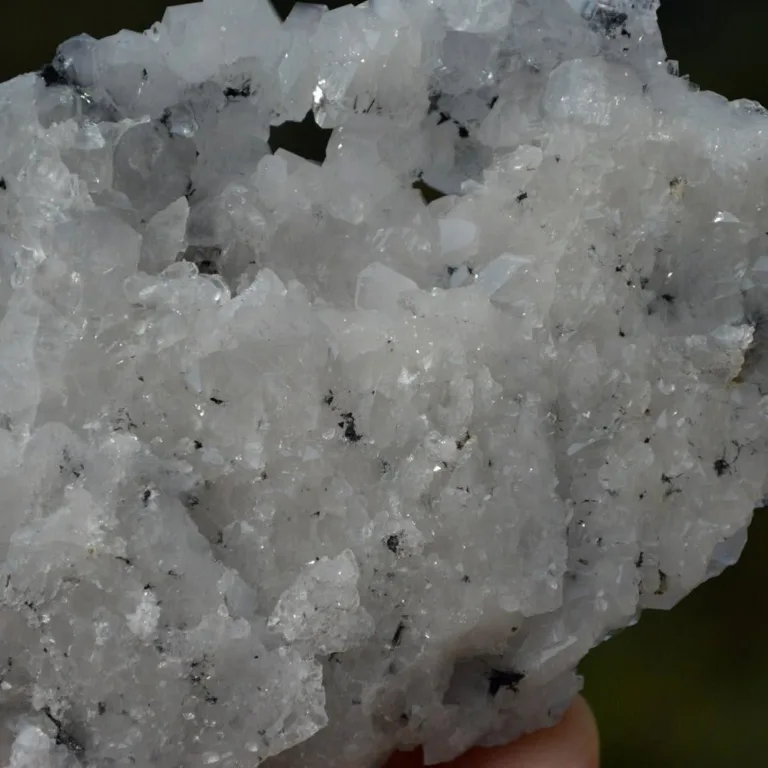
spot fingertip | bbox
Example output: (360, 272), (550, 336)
(382, 746), (424, 768)
(443, 696), (599, 768)
(383, 696), (599, 768)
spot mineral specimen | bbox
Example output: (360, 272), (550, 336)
(0, 0), (765, 765)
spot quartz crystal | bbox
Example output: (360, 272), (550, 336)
(0, 0), (766, 765)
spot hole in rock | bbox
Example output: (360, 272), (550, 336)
(268, 110), (333, 164)
(39, 62), (72, 87)
(412, 178), (447, 204)
(442, 658), (526, 705)
(179, 245), (223, 276)
(487, 667), (525, 697)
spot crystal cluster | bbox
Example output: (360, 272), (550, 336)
(1, 0), (766, 765)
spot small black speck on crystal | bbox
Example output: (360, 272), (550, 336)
(224, 81), (252, 100)
(338, 412), (362, 442)
(456, 431), (470, 450)
(714, 458), (730, 476)
(391, 621), (406, 647)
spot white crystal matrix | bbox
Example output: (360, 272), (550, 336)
(0, 0), (766, 765)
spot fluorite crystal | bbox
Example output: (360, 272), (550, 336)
(1, 0), (766, 765)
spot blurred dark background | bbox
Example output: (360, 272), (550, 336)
(1, 0), (767, 765)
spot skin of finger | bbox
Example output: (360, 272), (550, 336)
(446, 696), (599, 768)
(383, 696), (599, 768)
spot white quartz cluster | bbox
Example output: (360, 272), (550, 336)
(0, 0), (766, 765)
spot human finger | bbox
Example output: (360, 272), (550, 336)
(383, 695), (599, 768)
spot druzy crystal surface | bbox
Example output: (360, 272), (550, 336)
(1, 0), (766, 765)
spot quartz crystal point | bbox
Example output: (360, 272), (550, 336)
(0, 0), (766, 765)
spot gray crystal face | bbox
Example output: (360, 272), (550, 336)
(0, 0), (766, 765)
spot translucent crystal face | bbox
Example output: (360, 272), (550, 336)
(0, 0), (766, 766)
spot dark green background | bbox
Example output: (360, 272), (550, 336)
(1, 0), (767, 765)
